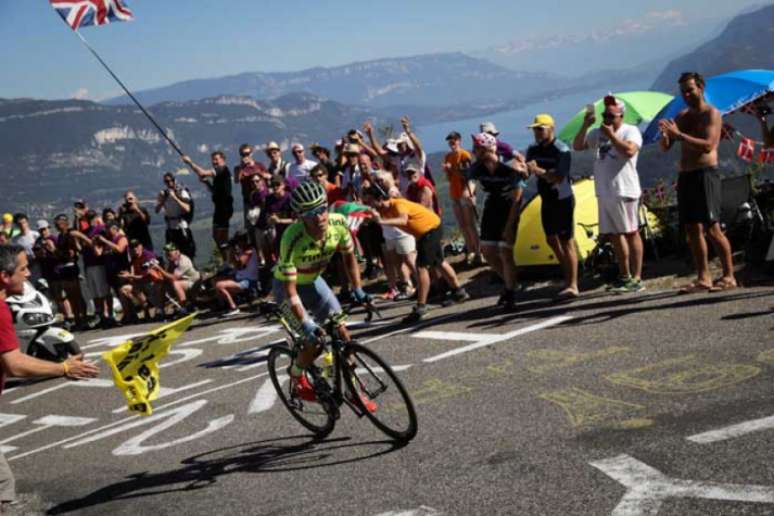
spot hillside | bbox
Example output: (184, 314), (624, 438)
(0, 93), (381, 216)
(652, 3), (774, 92)
(105, 53), (558, 109)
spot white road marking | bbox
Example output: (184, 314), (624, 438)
(0, 416), (96, 446)
(64, 399), (234, 456)
(687, 414), (774, 444)
(412, 331), (487, 342)
(361, 312), (462, 345)
(9, 378), (114, 405)
(373, 507), (442, 516)
(248, 376), (286, 414)
(590, 454), (774, 515)
(422, 316), (572, 363)
(7, 372), (268, 462)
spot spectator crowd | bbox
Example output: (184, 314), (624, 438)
(3, 71), (769, 329)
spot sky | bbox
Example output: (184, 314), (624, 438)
(0, 0), (766, 101)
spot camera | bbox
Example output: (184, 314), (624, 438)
(757, 104), (772, 117)
(142, 258), (159, 270)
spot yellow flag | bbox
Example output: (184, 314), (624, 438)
(102, 313), (197, 416)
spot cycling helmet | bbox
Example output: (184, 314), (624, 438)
(290, 180), (327, 214)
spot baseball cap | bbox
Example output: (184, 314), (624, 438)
(54, 213), (68, 222)
(73, 199), (86, 209)
(2, 213), (12, 224)
(471, 132), (497, 149)
(527, 114), (555, 129)
(36, 219), (49, 230)
(403, 162), (421, 175)
(480, 122), (499, 136)
(265, 141), (281, 152)
(129, 238), (142, 247)
(445, 131), (462, 141)
(163, 242), (178, 252)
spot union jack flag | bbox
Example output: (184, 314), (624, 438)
(50, 0), (133, 31)
(737, 137), (756, 163)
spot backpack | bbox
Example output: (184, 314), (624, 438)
(181, 186), (195, 224)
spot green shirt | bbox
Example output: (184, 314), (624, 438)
(274, 213), (354, 285)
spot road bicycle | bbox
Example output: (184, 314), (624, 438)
(262, 301), (418, 442)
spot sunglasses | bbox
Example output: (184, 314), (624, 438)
(293, 150), (304, 154)
(301, 205), (327, 219)
(602, 112), (619, 119)
(311, 173), (326, 178)
(240, 152), (252, 157)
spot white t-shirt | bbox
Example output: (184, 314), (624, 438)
(286, 159), (318, 183)
(587, 124), (642, 199)
(13, 230), (39, 257)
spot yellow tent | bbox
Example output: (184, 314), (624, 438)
(513, 177), (661, 267)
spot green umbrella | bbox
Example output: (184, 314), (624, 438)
(557, 91), (673, 144)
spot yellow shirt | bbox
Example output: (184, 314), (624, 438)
(384, 198), (440, 238)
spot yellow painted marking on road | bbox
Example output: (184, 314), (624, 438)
(539, 388), (652, 429)
(756, 349), (774, 366)
(410, 379), (474, 407)
(527, 346), (629, 374)
(605, 355), (761, 395)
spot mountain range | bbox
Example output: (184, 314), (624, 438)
(106, 53), (560, 108)
(652, 3), (774, 92)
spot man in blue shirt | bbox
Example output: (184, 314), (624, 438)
(525, 114), (579, 299)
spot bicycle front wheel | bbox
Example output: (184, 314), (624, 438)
(267, 345), (335, 438)
(342, 342), (418, 442)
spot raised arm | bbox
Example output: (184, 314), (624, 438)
(401, 116), (424, 155)
(363, 121), (387, 157)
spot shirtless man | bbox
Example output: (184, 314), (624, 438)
(659, 72), (735, 292)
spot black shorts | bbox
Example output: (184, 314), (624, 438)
(541, 196), (575, 240)
(416, 225), (445, 268)
(677, 168), (722, 226)
(481, 199), (516, 246)
(213, 207), (233, 229)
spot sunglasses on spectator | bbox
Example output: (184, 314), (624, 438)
(293, 150), (304, 154)
(301, 205), (327, 218)
(240, 151), (252, 157)
(311, 172), (326, 178)
(602, 112), (620, 119)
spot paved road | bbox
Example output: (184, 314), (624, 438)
(3, 283), (774, 516)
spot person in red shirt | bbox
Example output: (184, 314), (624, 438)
(0, 244), (98, 508)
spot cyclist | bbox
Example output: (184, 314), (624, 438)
(272, 181), (375, 409)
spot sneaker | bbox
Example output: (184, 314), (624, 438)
(606, 276), (630, 291)
(381, 287), (399, 300)
(402, 304), (427, 323)
(224, 308), (242, 317)
(612, 278), (646, 294)
(347, 390), (378, 413)
(393, 288), (414, 302)
(452, 287), (470, 303)
(291, 374), (317, 402)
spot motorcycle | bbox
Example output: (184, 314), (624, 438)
(6, 280), (82, 362)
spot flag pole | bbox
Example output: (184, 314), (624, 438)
(73, 29), (185, 158)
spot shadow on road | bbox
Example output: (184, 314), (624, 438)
(46, 434), (406, 515)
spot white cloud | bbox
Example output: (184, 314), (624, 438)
(647, 9), (683, 21)
(72, 88), (90, 100)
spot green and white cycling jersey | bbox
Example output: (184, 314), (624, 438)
(273, 212), (354, 285)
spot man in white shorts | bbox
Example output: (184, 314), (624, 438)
(573, 95), (645, 293)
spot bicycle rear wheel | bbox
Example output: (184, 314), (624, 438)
(342, 342), (418, 442)
(267, 345), (336, 438)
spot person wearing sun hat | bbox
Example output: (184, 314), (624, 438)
(525, 113), (579, 300)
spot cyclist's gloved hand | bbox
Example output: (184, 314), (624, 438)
(301, 318), (321, 341)
(352, 287), (371, 305)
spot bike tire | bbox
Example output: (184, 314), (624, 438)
(342, 342), (418, 442)
(267, 345), (336, 438)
